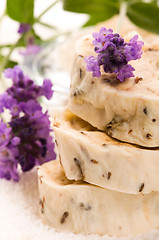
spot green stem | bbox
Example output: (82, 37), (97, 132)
(0, 44), (12, 49)
(115, 1), (127, 33)
(35, 0), (61, 21)
(36, 20), (56, 30)
(0, 35), (24, 76)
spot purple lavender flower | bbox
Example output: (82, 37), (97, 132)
(40, 79), (54, 100)
(0, 122), (11, 147)
(0, 66), (56, 181)
(18, 23), (31, 34)
(124, 35), (144, 61)
(0, 92), (21, 116)
(4, 66), (53, 103)
(19, 100), (42, 115)
(117, 64), (135, 82)
(93, 28), (113, 53)
(10, 110), (56, 172)
(0, 144), (19, 181)
(0, 160), (19, 181)
(20, 45), (41, 56)
(4, 65), (24, 84)
(85, 28), (144, 82)
(19, 34), (41, 56)
(85, 56), (101, 77)
(11, 137), (21, 146)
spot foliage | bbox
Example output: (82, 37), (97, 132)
(7, 0), (34, 23)
(0, 0), (159, 76)
(0, 0), (59, 75)
(63, 0), (159, 33)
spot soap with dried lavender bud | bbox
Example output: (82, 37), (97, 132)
(68, 34), (159, 147)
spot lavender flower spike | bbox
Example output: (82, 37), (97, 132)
(85, 27), (144, 82)
(0, 66), (56, 181)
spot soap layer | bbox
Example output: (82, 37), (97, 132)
(53, 108), (159, 194)
(38, 160), (159, 237)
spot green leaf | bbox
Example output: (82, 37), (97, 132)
(0, 55), (17, 68)
(63, 0), (119, 26)
(63, 0), (159, 34)
(127, 1), (159, 34)
(5, 59), (18, 68)
(83, 11), (117, 27)
(7, 0), (34, 24)
(63, 0), (119, 14)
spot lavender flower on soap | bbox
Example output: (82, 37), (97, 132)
(85, 27), (144, 82)
(0, 66), (56, 181)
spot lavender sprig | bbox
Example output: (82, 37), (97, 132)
(85, 27), (144, 82)
(0, 66), (56, 181)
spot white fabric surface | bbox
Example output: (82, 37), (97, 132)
(1, 166), (159, 240)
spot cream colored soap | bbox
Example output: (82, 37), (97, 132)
(38, 160), (159, 237)
(68, 34), (159, 147)
(52, 108), (159, 194)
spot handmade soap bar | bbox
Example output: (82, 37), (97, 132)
(68, 34), (159, 147)
(38, 160), (159, 237)
(52, 108), (159, 194)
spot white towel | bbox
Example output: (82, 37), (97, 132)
(0, 168), (159, 240)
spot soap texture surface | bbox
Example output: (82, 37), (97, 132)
(38, 160), (159, 237)
(53, 108), (159, 194)
(68, 34), (159, 147)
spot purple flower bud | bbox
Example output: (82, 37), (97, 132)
(0, 146), (19, 181)
(85, 56), (101, 77)
(0, 122), (11, 147)
(117, 64), (135, 82)
(20, 45), (41, 56)
(124, 35), (144, 61)
(4, 66), (53, 104)
(40, 79), (53, 100)
(85, 27), (144, 82)
(11, 137), (21, 146)
(107, 42), (116, 53)
(4, 66), (24, 84)
(19, 100), (42, 114)
(18, 23), (31, 34)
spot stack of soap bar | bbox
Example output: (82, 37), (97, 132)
(68, 34), (159, 147)
(38, 33), (159, 237)
(38, 160), (159, 237)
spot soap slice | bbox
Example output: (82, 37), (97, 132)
(68, 34), (159, 147)
(38, 160), (159, 237)
(53, 108), (159, 194)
